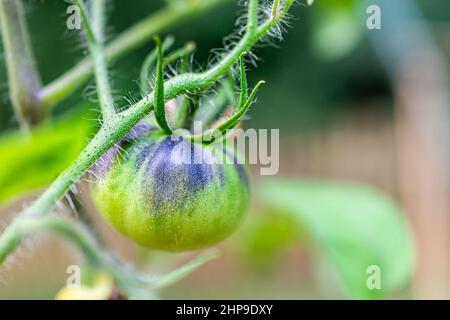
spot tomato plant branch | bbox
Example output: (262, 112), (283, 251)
(0, 213), (219, 298)
(38, 0), (230, 108)
(0, 215), (157, 297)
(0, 216), (104, 267)
(0, 0), (43, 128)
(0, 0), (296, 294)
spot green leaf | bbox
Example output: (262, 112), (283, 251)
(0, 105), (98, 206)
(234, 211), (301, 273)
(260, 178), (414, 299)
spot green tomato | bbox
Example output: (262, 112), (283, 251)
(91, 134), (250, 252)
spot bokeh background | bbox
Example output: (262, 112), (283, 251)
(0, 0), (449, 299)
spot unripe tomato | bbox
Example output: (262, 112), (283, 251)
(91, 133), (250, 252)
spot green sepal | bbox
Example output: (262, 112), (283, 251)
(191, 80), (265, 143)
(238, 52), (248, 109)
(140, 36), (175, 95)
(153, 36), (172, 134)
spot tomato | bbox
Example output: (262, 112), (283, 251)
(91, 133), (250, 251)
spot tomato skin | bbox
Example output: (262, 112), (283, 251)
(91, 134), (250, 252)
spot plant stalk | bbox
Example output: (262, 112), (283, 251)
(0, 0), (43, 128)
(75, 0), (116, 119)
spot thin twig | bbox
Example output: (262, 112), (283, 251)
(0, 0), (43, 128)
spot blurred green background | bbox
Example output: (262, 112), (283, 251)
(1, 0), (450, 299)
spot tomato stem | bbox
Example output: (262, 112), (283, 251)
(0, 0), (43, 129)
(74, 0), (116, 120)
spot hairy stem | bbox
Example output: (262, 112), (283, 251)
(0, 215), (144, 297)
(18, 124), (123, 218)
(0, 216), (101, 266)
(0, 0), (43, 128)
(247, 0), (259, 34)
(38, 0), (230, 108)
(0, 212), (217, 298)
(75, 0), (116, 119)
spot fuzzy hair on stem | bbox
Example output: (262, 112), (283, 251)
(73, 0), (116, 120)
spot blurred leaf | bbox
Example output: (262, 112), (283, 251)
(150, 250), (219, 290)
(235, 211), (301, 273)
(260, 178), (414, 299)
(311, 1), (363, 61)
(0, 105), (98, 206)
